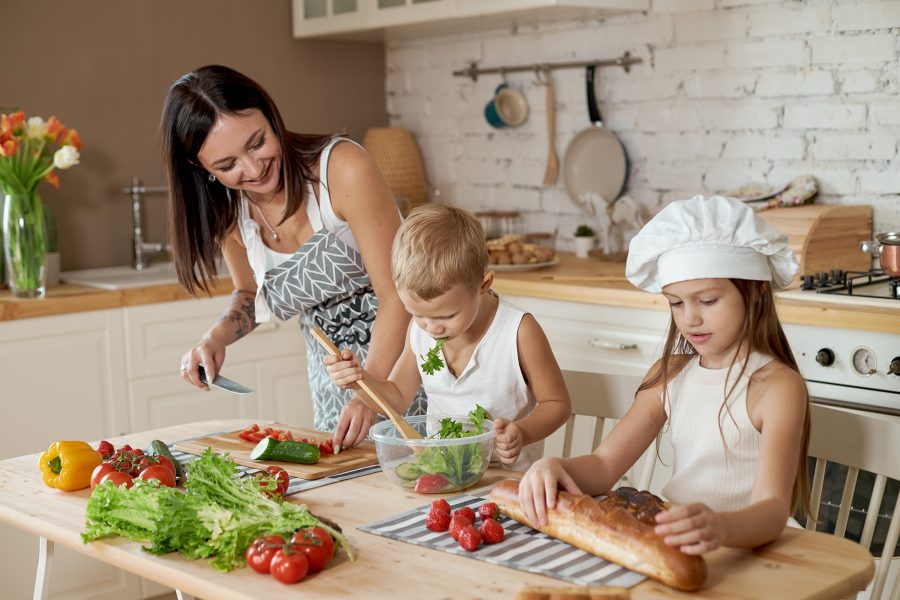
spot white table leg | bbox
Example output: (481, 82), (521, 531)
(176, 590), (195, 600)
(33, 536), (54, 600)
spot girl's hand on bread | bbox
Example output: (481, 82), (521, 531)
(493, 418), (524, 465)
(654, 502), (726, 555)
(323, 348), (363, 389)
(518, 458), (583, 528)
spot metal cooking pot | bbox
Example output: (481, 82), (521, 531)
(860, 232), (900, 276)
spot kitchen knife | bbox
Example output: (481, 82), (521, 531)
(198, 365), (254, 394)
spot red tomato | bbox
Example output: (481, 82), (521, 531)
(245, 534), (284, 574)
(291, 527), (335, 573)
(266, 466), (290, 496)
(270, 548), (309, 584)
(154, 455), (176, 476)
(318, 440), (334, 455)
(90, 463), (116, 489)
(100, 470), (134, 488)
(138, 465), (176, 487)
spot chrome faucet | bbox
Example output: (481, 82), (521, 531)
(123, 176), (170, 270)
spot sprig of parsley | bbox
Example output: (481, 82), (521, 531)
(419, 337), (447, 375)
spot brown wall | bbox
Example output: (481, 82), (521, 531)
(1, 0), (387, 270)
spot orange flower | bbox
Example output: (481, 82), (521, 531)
(0, 137), (19, 157)
(44, 171), (60, 189)
(1, 111), (26, 135)
(63, 128), (82, 149)
(45, 116), (64, 142)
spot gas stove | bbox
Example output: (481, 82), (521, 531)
(799, 269), (900, 300)
(776, 268), (900, 416)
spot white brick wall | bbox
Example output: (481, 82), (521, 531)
(385, 0), (900, 252)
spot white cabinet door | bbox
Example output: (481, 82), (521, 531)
(292, 0), (647, 38)
(124, 297), (309, 432)
(505, 294), (669, 376)
(0, 310), (141, 600)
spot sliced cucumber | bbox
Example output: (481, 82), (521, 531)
(394, 461), (424, 481)
(250, 437), (320, 464)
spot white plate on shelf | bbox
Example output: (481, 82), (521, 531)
(490, 256), (560, 273)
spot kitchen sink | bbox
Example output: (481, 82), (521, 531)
(61, 261), (228, 290)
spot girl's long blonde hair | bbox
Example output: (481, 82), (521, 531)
(639, 279), (811, 519)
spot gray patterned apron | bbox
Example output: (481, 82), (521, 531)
(260, 156), (426, 431)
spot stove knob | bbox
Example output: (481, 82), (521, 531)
(889, 357), (900, 377)
(801, 275), (815, 290)
(815, 348), (835, 367)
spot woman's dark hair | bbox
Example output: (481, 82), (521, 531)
(639, 279), (811, 519)
(161, 64), (334, 295)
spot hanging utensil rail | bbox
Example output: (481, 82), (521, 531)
(452, 51), (641, 82)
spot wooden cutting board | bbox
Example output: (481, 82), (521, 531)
(174, 423), (379, 480)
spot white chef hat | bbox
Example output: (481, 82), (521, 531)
(625, 195), (798, 293)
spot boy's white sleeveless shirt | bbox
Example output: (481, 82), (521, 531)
(662, 351), (772, 511)
(409, 296), (541, 471)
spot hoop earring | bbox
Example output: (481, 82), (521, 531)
(208, 173), (216, 182)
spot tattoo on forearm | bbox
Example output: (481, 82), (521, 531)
(221, 290), (258, 341)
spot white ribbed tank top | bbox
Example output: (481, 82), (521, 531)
(408, 297), (541, 471)
(661, 352), (773, 512)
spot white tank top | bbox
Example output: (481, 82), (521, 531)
(661, 352), (772, 512)
(238, 138), (361, 321)
(408, 296), (541, 471)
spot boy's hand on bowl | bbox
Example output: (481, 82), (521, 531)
(493, 418), (524, 465)
(323, 348), (363, 389)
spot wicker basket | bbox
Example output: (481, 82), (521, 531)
(362, 127), (429, 213)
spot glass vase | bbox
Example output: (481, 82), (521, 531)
(2, 189), (47, 298)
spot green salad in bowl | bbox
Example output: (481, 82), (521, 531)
(369, 406), (494, 494)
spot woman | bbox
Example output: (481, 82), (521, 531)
(161, 64), (425, 448)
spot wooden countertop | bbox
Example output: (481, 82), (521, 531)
(0, 419), (874, 599)
(491, 254), (900, 335)
(0, 277), (233, 321)
(2, 255), (897, 334)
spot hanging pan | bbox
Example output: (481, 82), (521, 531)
(563, 65), (628, 214)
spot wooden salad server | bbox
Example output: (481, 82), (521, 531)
(311, 327), (424, 441)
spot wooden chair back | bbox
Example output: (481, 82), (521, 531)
(807, 403), (900, 600)
(560, 370), (656, 490)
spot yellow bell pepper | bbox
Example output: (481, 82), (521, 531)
(39, 441), (103, 491)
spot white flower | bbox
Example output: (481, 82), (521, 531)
(25, 117), (47, 139)
(53, 145), (80, 169)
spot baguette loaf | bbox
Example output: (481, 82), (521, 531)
(490, 479), (707, 591)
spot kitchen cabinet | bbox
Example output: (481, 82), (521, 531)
(0, 297), (309, 600)
(291, 0), (648, 40)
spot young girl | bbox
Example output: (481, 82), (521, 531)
(518, 194), (811, 555)
(324, 205), (571, 471)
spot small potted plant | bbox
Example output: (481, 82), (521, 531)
(573, 224), (595, 258)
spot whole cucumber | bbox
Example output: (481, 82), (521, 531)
(250, 437), (320, 464)
(146, 439), (185, 481)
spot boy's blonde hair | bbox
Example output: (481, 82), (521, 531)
(392, 204), (488, 300)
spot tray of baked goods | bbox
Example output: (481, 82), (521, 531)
(487, 234), (559, 272)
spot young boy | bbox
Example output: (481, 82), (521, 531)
(324, 204), (571, 470)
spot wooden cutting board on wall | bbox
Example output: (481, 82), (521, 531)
(174, 423), (379, 480)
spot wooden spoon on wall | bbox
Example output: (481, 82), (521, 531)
(310, 327), (424, 442)
(541, 68), (559, 186)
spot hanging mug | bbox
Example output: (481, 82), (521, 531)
(484, 83), (529, 129)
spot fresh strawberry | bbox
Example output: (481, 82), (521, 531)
(478, 502), (499, 521)
(96, 440), (115, 460)
(425, 509), (451, 532)
(431, 499), (451, 514)
(455, 506), (477, 524)
(479, 518), (505, 544)
(458, 525), (482, 552)
(449, 513), (473, 540)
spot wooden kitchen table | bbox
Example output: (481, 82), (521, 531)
(0, 420), (874, 600)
